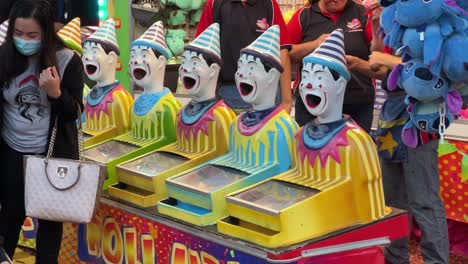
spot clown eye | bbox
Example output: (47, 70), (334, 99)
(250, 66), (254, 70)
(405, 62), (415, 72)
(433, 78), (444, 89)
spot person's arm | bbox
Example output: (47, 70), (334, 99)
(195, 0), (214, 37)
(272, 0), (293, 113)
(49, 53), (84, 122)
(346, 55), (388, 80)
(369, 6), (385, 52)
(287, 7), (329, 64)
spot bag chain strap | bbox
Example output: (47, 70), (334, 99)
(46, 104), (84, 161)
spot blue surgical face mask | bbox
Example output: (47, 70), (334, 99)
(13, 37), (41, 56)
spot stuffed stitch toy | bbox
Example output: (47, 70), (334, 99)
(388, 59), (461, 105)
(402, 99), (455, 147)
(442, 33), (468, 83)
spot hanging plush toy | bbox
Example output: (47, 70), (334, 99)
(385, 0), (467, 72)
(388, 59), (462, 109)
(402, 99), (455, 148)
(442, 33), (468, 83)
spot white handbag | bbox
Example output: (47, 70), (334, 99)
(24, 107), (106, 223)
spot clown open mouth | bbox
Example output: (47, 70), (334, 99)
(133, 68), (147, 81)
(86, 64), (98, 75)
(306, 94), (322, 108)
(240, 82), (254, 96)
(183, 77), (197, 89)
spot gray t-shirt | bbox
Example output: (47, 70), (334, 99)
(2, 59), (51, 154)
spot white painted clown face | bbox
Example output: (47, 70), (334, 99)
(179, 50), (220, 98)
(235, 53), (280, 108)
(129, 45), (166, 88)
(299, 63), (347, 117)
(82, 42), (117, 82)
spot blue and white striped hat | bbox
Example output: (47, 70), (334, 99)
(84, 18), (120, 55)
(0, 20), (8, 46)
(303, 29), (350, 80)
(240, 25), (283, 73)
(185, 23), (222, 65)
(132, 21), (169, 59)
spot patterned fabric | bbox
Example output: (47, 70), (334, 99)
(303, 28), (350, 80)
(84, 18), (119, 55)
(0, 19), (7, 46)
(280, 118), (387, 221)
(186, 23), (221, 64)
(58, 17), (82, 54)
(132, 21), (169, 59)
(241, 25), (283, 72)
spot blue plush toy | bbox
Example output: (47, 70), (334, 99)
(380, 3), (397, 37)
(402, 99), (455, 148)
(388, 59), (461, 104)
(385, 0), (467, 70)
(442, 33), (468, 83)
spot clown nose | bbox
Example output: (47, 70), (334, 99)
(306, 83), (312, 89)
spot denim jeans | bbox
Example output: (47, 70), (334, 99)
(381, 140), (449, 264)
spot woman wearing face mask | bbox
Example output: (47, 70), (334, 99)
(0, 0), (83, 263)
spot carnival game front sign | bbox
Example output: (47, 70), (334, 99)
(58, 203), (265, 264)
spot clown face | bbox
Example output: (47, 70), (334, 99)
(82, 42), (116, 82)
(235, 54), (279, 107)
(129, 45), (164, 88)
(179, 50), (219, 98)
(299, 63), (347, 117)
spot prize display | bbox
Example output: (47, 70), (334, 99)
(108, 23), (236, 206)
(84, 21), (181, 189)
(81, 19), (134, 148)
(218, 29), (390, 248)
(158, 26), (299, 226)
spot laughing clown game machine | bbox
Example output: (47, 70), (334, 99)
(157, 25), (300, 226)
(217, 29), (403, 248)
(108, 23), (236, 207)
(81, 18), (134, 149)
(84, 21), (181, 189)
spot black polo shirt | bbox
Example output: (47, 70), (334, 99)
(288, 1), (374, 104)
(196, 0), (291, 84)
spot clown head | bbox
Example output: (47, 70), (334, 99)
(82, 19), (119, 87)
(130, 21), (169, 93)
(179, 23), (222, 102)
(235, 25), (283, 111)
(299, 29), (350, 124)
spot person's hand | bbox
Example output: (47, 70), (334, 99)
(369, 51), (402, 70)
(39, 66), (61, 98)
(311, 34), (330, 50)
(345, 55), (365, 70)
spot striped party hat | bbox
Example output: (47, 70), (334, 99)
(58, 18), (82, 54)
(303, 29), (350, 80)
(185, 23), (222, 65)
(240, 25), (283, 73)
(0, 20), (8, 46)
(132, 21), (169, 59)
(84, 18), (120, 55)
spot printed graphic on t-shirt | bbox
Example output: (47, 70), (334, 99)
(16, 75), (46, 122)
(346, 18), (363, 32)
(256, 18), (270, 32)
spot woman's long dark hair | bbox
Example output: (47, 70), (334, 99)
(0, 0), (65, 88)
